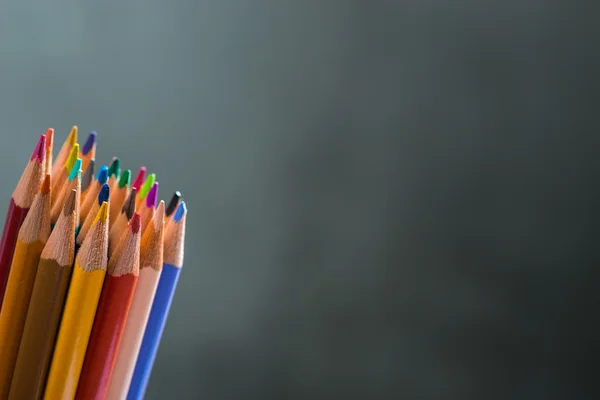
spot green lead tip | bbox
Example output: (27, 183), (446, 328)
(119, 169), (131, 188)
(108, 157), (121, 178)
(139, 173), (156, 200)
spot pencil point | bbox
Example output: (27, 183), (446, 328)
(66, 143), (79, 172)
(95, 201), (109, 223)
(118, 169), (131, 188)
(31, 134), (46, 162)
(174, 201), (186, 222)
(82, 160), (95, 191)
(146, 182), (158, 209)
(64, 189), (77, 216)
(82, 131), (96, 155)
(40, 174), (51, 194)
(132, 167), (147, 191)
(68, 158), (82, 181)
(45, 128), (54, 150)
(97, 165), (109, 185)
(108, 157), (121, 178)
(154, 201), (165, 229)
(98, 183), (110, 205)
(130, 212), (142, 233)
(139, 173), (156, 200)
(123, 187), (137, 219)
(166, 191), (182, 217)
(67, 126), (78, 146)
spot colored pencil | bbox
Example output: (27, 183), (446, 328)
(107, 202), (164, 399)
(77, 183), (110, 246)
(80, 131), (96, 171)
(128, 201), (186, 400)
(43, 202), (109, 400)
(9, 189), (77, 400)
(0, 174), (51, 397)
(109, 166), (130, 225)
(81, 165), (108, 221)
(107, 157), (121, 189)
(110, 188), (136, 256)
(51, 126), (77, 179)
(44, 128), (54, 174)
(76, 213), (141, 400)
(51, 158), (81, 225)
(165, 191), (182, 219)
(139, 182), (158, 232)
(135, 173), (155, 209)
(82, 159), (95, 195)
(0, 135), (46, 306)
(131, 167), (146, 192)
(51, 143), (79, 207)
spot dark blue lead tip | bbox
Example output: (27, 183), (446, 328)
(82, 131), (97, 155)
(98, 183), (110, 204)
(97, 165), (109, 184)
(174, 201), (186, 222)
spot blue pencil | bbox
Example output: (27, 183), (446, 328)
(127, 201), (187, 400)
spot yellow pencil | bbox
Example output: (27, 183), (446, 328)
(43, 202), (109, 400)
(0, 175), (51, 397)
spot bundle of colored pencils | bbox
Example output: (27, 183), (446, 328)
(0, 127), (186, 400)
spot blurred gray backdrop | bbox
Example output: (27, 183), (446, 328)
(1, 1), (599, 399)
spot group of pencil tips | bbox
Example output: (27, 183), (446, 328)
(0, 127), (187, 400)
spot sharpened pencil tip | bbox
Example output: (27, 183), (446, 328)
(67, 126), (78, 146)
(66, 144), (79, 171)
(68, 158), (82, 181)
(154, 201), (165, 229)
(118, 169), (131, 188)
(132, 167), (147, 191)
(64, 189), (77, 216)
(108, 157), (120, 178)
(98, 183), (110, 205)
(146, 182), (158, 209)
(122, 187), (137, 219)
(166, 191), (182, 217)
(97, 165), (109, 184)
(45, 128), (54, 150)
(95, 201), (109, 223)
(82, 160), (95, 191)
(174, 201), (186, 222)
(40, 174), (51, 194)
(139, 173), (156, 200)
(82, 131), (96, 155)
(31, 134), (46, 162)
(130, 212), (141, 233)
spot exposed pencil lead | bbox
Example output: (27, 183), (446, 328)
(132, 167), (147, 191)
(97, 165), (109, 185)
(40, 174), (51, 194)
(130, 212), (141, 234)
(166, 191), (182, 217)
(118, 169), (131, 188)
(98, 183), (110, 205)
(122, 188), (137, 219)
(81, 160), (95, 191)
(31, 134), (46, 162)
(96, 201), (109, 222)
(66, 144), (79, 172)
(67, 126), (78, 146)
(68, 158), (82, 181)
(82, 131), (96, 155)
(139, 173), (156, 200)
(64, 189), (77, 216)
(108, 157), (120, 178)
(174, 201), (186, 222)
(146, 182), (158, 209)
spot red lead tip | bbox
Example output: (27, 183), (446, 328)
(130, 212), (142, 233)
(132, 167), (147, 191)
(30, 134), (47, 162)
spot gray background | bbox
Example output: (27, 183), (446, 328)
(1, 1), (598, 399)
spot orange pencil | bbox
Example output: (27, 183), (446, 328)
(44, 128), (53, 174)
(75, 213), (141, 400)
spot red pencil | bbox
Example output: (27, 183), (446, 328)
(75, 213), (141, 400)
(0, 135), (46, 305)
